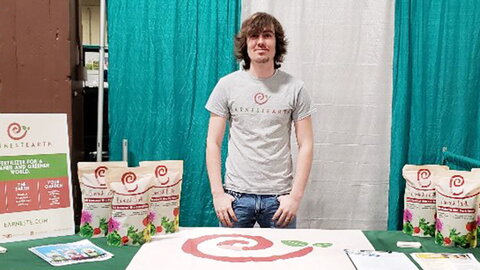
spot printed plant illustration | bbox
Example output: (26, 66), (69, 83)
(435, 218), (444, 245)
(107, 231), (121, 246)
(143, 212), (156, 235)
(106, 217), (121, 246)
(79, 211), (109, 237)
(99, 217), (108, 235)
(419, 218), (435, 237)
(106, 215), (153, 246)
(477, 216), (480, 238)
(282, 240), (333, 248)
(161, 217), (177, 234)
(435, 219), (477, 248)
(402, 209), (414, 235)
(79, 210), (94, 237)
(281, 240), (308, 247)
(127, 225), (150, 245)
(151, 208), (180, 235)
(173, 207), (180, 229)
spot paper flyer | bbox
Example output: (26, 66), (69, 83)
(29, 239), (113, 266)
(411, 253), (480, 270)
(345, 249), (418, 270)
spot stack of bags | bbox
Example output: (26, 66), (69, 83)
(403, 165), (480, 248)
(77, 161), (183, 246)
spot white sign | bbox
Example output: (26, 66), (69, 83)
(0, 114), (75, 243)
(128, 228), (374, 270)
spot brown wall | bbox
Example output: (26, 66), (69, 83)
(0, 0), (83, 224)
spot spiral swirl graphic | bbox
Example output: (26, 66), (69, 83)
(155, 165), (170, 185)
(95, 166), (108, 179)
(417, 169), (432, 188)
(155, 165), (168, 177)
(254, 93), (269, 105)
(417, 169), (431, 180)
(182, 234), (313, 262)
(450, 175), (464, 196)
(7, 122), (28, 140)
(121, 172), (138, 192)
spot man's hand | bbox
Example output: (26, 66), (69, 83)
(272, 194), (300, 227)
(213, 192), (238, 227)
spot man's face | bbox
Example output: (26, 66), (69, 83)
(246, 27), (276, 66)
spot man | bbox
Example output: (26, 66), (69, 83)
(205, 12), (314, 228)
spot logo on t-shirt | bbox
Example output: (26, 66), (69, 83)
(254, 92), (270, 105)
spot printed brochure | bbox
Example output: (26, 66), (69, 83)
(29, 239), (113, 266)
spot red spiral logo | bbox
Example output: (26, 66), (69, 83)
(155, 165), (170, 185)
(417, 169), (432, 188)
(155, 165), (168, 177)
(182, 234), (313, 262)
(95, 166), (108, 179)
(121, 172), (138, 192)
(7, 123), (28, 140)
(254, 93), (270, 105)
(449, 175), (464, 196)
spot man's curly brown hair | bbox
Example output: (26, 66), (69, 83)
(234, 12), (288, 70)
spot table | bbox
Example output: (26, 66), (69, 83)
(1, 230), (479, 270)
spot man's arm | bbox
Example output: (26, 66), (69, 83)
(206, 113), (237, 227)
(273, 116), (313, 227)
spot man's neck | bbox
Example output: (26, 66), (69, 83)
(248, 62), (276, 79)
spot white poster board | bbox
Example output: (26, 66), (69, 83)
(128, 228), (375, 270)
(0, 114), (75, 243)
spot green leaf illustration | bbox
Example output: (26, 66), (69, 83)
(313, 242), (333, 248)
(281, 240), (308, 247)
(435, 232), (444, 245)
(99, 218), (108, 235)
(107, 231), (121, 246)
(418, 218), (435, 237)
(403, 222), (413, 235)
(79, 223), (93, 238)
(149, 223), (156, 235)
(161, 216), (176, 234)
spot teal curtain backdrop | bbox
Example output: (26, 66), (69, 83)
(107, 1), (240, 226)
(389, 0), (480, 230)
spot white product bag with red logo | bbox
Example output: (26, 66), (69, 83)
(402, 165), (448, 237)
(434, 170), (480, 247)
(106, 167), (154, 246)
(139, 160), (183, 235)
(78, 161), (127, 238)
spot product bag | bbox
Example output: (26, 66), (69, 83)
(402, 165), (448, 237)
(139, 160), (183, 235)
(434, 170), (480, 247)
(78, 161), (127, 238)
(106, 167), (154, 246)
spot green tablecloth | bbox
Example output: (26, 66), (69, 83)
(364, 230), (480, 269)
(0, 235), (139, 270)
(1, 231), (479, 270)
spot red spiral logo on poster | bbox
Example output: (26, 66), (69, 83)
(121, 172), (138, 192)
(449, 175), (464, 196)
(155, 165), (170, 185)
(254, 92), (270, 105)
(182, 234), (313, 262)
(7, 122), (29, 140)
(417, 169), (431, 188)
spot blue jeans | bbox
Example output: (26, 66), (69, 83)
(221, 190), (296, 229)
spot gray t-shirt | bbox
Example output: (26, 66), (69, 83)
(205, 69), (314, 195)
